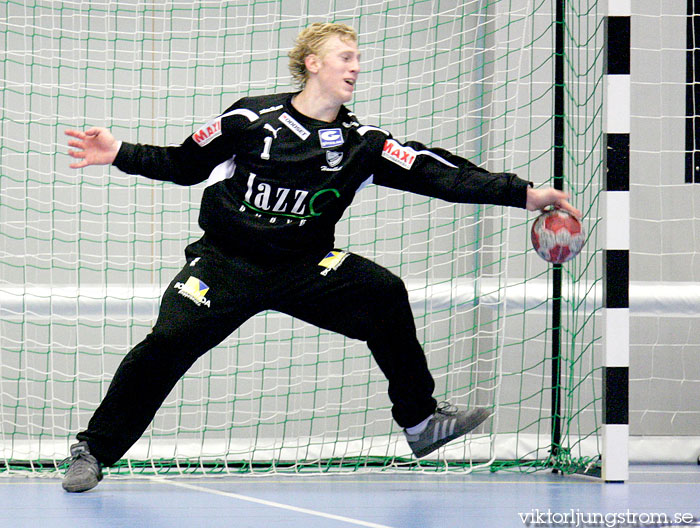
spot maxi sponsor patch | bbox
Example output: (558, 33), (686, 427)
(381, 138), (417, 170)
(192, 118), (222, 147)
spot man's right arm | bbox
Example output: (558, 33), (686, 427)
(112, 137), (221, 186)
(66, 103), (248, 186)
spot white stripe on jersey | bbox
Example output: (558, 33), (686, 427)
(413, 147), (458, 169)
(219, 108), (259, 122)
(357, 125), (389, 136)
(205, 156), (237, 188)
(259, 104), (283, 115)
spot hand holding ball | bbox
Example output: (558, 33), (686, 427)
(530, 209), (585, 264)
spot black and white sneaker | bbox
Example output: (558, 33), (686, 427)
(404, 402), (491, 458)
(61, 441), (103, 492)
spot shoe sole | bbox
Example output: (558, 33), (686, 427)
(411, 408), (491, 458)
(62, 473), (103, 493)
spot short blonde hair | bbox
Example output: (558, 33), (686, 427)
(288, 22), (357, 88)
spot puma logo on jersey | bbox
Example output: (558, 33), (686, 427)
(263, 124), (282, 138)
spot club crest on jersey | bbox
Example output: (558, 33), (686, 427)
(382, 139), (417, 170)
(319, 128), (344, 148)
(326, 151), (343, 168)
(192, 118), (222, 147)
(174, 276), (211, 308)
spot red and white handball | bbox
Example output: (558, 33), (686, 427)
(530, 209), (585, 264)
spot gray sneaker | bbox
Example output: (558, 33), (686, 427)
(404, 402), (491, 458)
(61, 441), (103, 492)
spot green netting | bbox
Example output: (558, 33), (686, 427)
(0, 0), (603, 476)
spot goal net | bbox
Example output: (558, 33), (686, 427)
(628, 2), (700, 460)
(0, 0), (604, 475)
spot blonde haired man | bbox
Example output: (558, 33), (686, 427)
(62, 23), (578, 492)
(288, 22), (358, 88)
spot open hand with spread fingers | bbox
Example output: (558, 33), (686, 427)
(65, 127), (121, 169)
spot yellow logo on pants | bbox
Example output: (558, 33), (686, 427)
(318, 250), (349, 276)
(174, 276), (211, 307)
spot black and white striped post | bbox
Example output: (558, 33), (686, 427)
(602, 0), (630, 483)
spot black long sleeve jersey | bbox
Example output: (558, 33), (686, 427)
(114, 92), (531, 260)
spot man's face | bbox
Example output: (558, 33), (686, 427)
(311, 34), (361, 104)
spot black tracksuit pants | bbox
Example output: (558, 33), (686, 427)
(78, 236), (438, 466)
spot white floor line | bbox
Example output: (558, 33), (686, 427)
(148, 477), (394, 528)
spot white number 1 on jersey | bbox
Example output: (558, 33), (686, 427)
(261, 136), (273, 160)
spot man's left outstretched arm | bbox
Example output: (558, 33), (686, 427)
(372, 137), (580, 216)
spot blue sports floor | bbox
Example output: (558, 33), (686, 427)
(1, 464), (698, 528)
